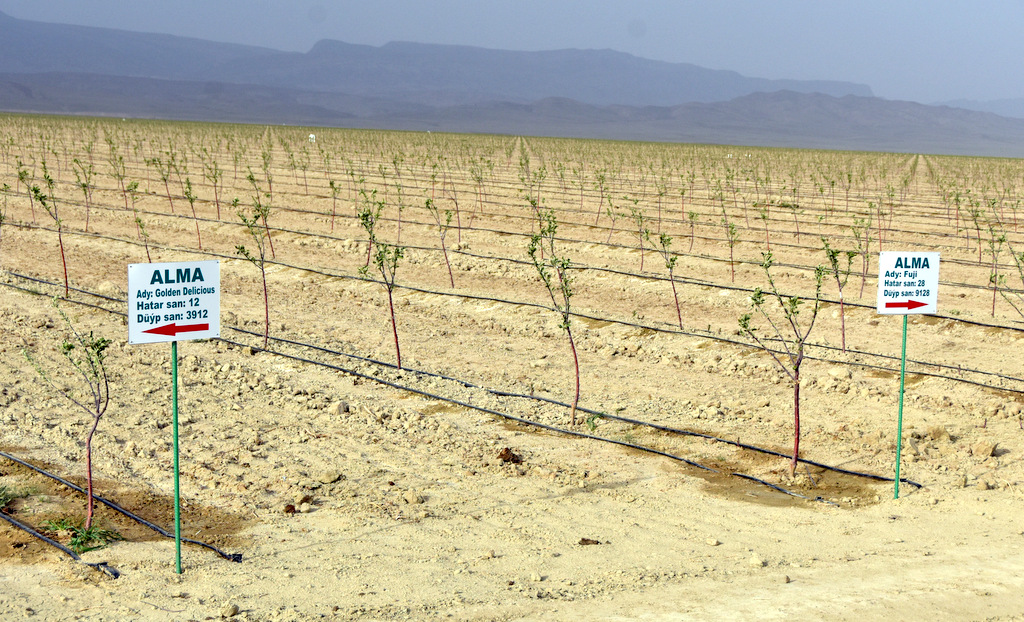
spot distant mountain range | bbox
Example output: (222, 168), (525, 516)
(937, 98), (1024, 121)
(2, 10), (1024, 157)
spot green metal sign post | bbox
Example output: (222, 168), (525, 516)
(129, 260), (220, 573)
(893, 315), (908, 499)
(171, 340), (182, 574)
(876, 251), (939, 500)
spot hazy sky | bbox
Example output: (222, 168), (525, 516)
(2, 1), (1022, 104)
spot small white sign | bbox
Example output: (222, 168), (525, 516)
(876, 251), (939, 315)
(128, 260), (220, 344)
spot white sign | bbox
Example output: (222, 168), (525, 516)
(876, 251), (939, 315)
(128, 260), (220, 344)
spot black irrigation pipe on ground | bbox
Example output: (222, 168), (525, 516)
(9, 185), (1023, 310)
(0, 268), (851, 506)
(7, 237), (1024, 399)
(217, 334), (841, 507)
(0, 509), (121, 578)
(0, 450), (242, 563)
(222, 323), (921, 491)
(11, 180), (1023, 299)
(7, 255), (1024, 401)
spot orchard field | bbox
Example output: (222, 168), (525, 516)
(1, 114), (1024, 620)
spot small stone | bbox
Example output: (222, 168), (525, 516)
(328, 401), (349, 416)
(828, 367), (852, 380)
(927, 426), (951, 442)
(317, 471), (342, 484)
(972, 442), (997, 458)
(977, 480), (992, 491)
(221, 603), (239, 618)
(706, 538), (721, 546)
(299, 502), (312, 513)
(497, 448), (523, 464)
(403, 491), (425, 504)
(529, 572), (543, 582)
(95, 281), (121, 297)
(282, 504), (296, 514)
(781, 575), (791, 584)
(748, 556), (765, 568)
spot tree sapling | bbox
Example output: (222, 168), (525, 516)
(527, 204), (581, 425)
(24, 299), (119, 548)
(359, 189), (406, 369)
(236, 195), (272, 349)
(822, 238), (857, 352)
(652, 232), (683, 329)
(739, 252), (826, 478)
(425, 197), (456, 287)
(31, 161), (70, 298)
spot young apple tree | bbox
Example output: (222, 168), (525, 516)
(359, 189), (406, 369)
(24, 299), (118, 550)
(527, 203), (581, 425)
(31, 161), (70, 298)
(739, 252), (825, 478)
(821, 238), (857, 352)
(652, 232), (683, 329)
(236, 194), (272, 349)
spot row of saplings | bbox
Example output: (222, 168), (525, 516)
(0, 189), (943, 555)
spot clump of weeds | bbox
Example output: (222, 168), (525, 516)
(40, 517), (123, 554)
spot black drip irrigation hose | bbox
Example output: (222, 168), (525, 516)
(23, 215), (1009, 391)
(0, 451), (242, 564)
(246, 325), (922, 490)
(3, 270), (924, 492)
(218, 321), (921, 491)
(0, 510), (121, 578)
(4, 271), (922, 499)
(8, 256), (1024, 398)
(218, 334), (899, 505)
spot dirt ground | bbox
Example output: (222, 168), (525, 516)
(2, 122), (1024, 621)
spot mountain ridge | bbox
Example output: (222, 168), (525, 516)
(3, 11), (1024, 157)
(0, 10), (872, 107)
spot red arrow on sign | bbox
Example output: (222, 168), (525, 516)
(143, 322), (210, 337)
(885, 300), (927, 310)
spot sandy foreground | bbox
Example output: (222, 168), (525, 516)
(0, 128), (1023, 621)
